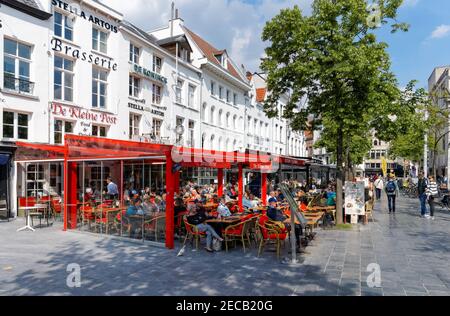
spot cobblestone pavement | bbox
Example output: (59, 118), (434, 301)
(1, 194), (450, 296)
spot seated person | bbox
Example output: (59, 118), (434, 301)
(217, 198), (232, 218)
(174, 197), (187, 217)
(142, 195), (159, 214)
(242, 194), (254, 210)
(299, 197), (309, 212)
(187, 202), (223, 253)
(267, 198), (287, 222)
(126, 198), (145, 216)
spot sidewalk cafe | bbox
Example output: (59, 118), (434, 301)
(15, 135), (337, 255)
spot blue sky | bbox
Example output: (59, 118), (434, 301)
(108, 0), (450, 89)
(374, 0), (450, 88)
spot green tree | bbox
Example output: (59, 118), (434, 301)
(261, 0), (406, 224)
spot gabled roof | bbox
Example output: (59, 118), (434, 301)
(121, 20), (158, 44)
(256, 88), (267, 103)
(0, 0), (52, 20)
(183, 27), (245, 83)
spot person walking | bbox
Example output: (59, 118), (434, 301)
(374, 176), (384, 201)
(385, 175), (399, 214)
(426, 176), (439, 220)
(418, 172), (429, 218)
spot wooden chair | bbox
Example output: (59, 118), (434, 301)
(257, 216), (288, 259)
(182, 217), (206, 249)
(144, 215), (166, 242)
(223, 216), (255, 252)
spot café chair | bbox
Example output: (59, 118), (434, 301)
(223, 216), (255, 253)
(182, 217), (206, 250)
(257, 215), (288, 260)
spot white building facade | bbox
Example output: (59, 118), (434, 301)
(1, 0), (307, 215)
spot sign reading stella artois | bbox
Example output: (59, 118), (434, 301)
(50, 102), (117, 125)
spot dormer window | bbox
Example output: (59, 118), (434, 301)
(215, 53), (228, 68)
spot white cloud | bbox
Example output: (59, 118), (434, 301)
(431, 24), (450, 39)
(105, 0), (313, 71)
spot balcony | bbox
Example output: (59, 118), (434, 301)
(3, 75), (35, 95)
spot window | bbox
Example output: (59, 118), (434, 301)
(210, 107), (215, 124)
(54, 120), (73, 144)
(129, 75), (140, 98)
(151, 84), (162, 105)
(176, 79), (184, 104)
(26, 164), (45, 198)
(92, 27), (108, 54)
(218, 110), (223, 127)
(176, 117), (184, 144)
(233, 115), (237, 130)
(152, 118), (162, 138)
(226, 112), (230, 128)
(3, 38), (32, 93)
(202, 103), (207, 121)
(248, 116), (252, 134)
(210, 81), (215, 96)
(153, 56), (162, 74)
(92, 125), (107, 137)
(54, 56), (74, 102)
(129, 43), (140, 64)
(92, 68), (108, 108)
(226, 90), (231, 103)
(233, 93), (238, 106)
(219, 86), (223, 99)
(188, 120), (195, 148)
(188, 84), (196, 108)
(129, 113), (141, 139)
(54, 11), (73, 41)
(2, 111), (28, 140)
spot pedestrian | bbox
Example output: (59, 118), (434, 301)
(418, 172), (428, 218)
(426, 176), (438, 220)
(385, 175), (399, 214)
(374, 175), (384, 201)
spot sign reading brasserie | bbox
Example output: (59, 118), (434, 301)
(133, 64), (168, 85)
(51, 102), (117, 125)
(52, 0), (118, 33)
(51, 38), (118, 71)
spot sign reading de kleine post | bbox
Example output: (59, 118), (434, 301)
(52, 0), (118, 33)
(51, 38), (118, 71)
(51, 102), (117, 125)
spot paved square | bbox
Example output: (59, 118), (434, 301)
(1, 195), (450, 296)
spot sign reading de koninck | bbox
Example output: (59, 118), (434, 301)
(52, 0), (118, 33)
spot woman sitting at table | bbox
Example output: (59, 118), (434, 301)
(187, 201), (224, 253)
(124, 199), (146, 238)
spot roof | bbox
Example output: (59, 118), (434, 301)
(0, 0), (52, 20)
(183, 27), (245, 83)
(256, 88), (267, 103)
(121, 20), (158, 44)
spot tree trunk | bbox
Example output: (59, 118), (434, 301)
(336, 126), (344, 225)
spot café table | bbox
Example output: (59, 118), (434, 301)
(17, 205), (48, 232)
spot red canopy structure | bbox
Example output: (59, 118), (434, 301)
(16, 135), (307, 250)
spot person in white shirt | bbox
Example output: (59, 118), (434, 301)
(374, 175), (384, 201)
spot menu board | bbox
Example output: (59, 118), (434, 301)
(345, 181), (366, 216)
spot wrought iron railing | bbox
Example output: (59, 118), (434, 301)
(3, 74), (34, 94)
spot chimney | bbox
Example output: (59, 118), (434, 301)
(175, 9), (179, 19)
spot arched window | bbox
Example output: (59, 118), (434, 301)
(280, 126), (283, 142)
(202, 103), (207, 121)
(225, 139), (230, 152)
(233, 140), (238, 151)
(226, 112), (230, 128)
(374, 140), (378, 146)
(210, 135), (215, 149)
(210, 106), (215, 124)
(233, 115), (237, 129)
(218, 137), (223, 151)
(218, 110), (223, 127)
(275, 124), (278, 141)
(202, 133), (207, 149)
